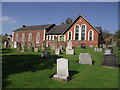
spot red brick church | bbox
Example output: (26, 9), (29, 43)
(12, 14), (102, 47)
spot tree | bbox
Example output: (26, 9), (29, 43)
(65, 17), (72, 24)
(61, 17), (73, 25)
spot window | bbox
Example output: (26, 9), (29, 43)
(89, 31), (93, 41)
(36, 32), (40, 43)
(15, 33), (18, 41)
(81, 25), (85, 41)
(51, 35), (53, 40)
(60, 36), (64, 42)
(68, 31), (72, 40)
(22, 33), (25, 42)
(28, 33), (32, 41)
(75, 25), (79, 40)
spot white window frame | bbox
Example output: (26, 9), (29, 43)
(67, 31), (72, 40)
(81, 24), (87, 41)
(28, 33), (32, 41)
(15, 33), (18, 41)
(22, 33), (25, 42)
(74, 24), (81, 40)
(36, 32), (40, 43)
(88, 30), (94, 41)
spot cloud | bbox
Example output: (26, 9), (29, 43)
(0, 16), (16, 24)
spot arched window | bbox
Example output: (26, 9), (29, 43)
(28, 33), (32, 41)
(75, 25), (79, 40)
(60, 36), (64, 42)
(36, 32), (40, 43)
(81, 25), (86, 41)
(22, 33), (25, 42)
(68, 31), (72, 40)
(89, 31), (93, 41)
(15, 33), (18, 41)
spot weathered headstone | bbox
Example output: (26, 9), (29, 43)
(55, 48), (61, 55)
(4, 41), (7, 48)
(94, 48), (103, 52)
(28, 42), (33, 52)
(102, 55), (118, 67)
(89, 45), (94, 47)
(20, 42), (25, 52)
(41, 51), (50, 58)
(52, 58), (69, 82)
(34, 48), (39, 52)
(66, 41), (72, 51)
(103, 44), (106, 48)
(66, 49), (74, 55)
(104, 49), (114, 55)
(79, 53), (92, 65)
(13, 41), (17, 48)
(58, 45), (63, 51)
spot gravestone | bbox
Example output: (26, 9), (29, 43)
(41, 51), (50, 58)
(66, 49), (74, 55)
(103, 44), (106, 48)
(55, 48), (61, 55)
(79, 53), (92, 65)
(89, 45), (94, 47)
(58, 45), (63, 51)
(21, 42), (26, 52)
(16, 42), (21, 51)
(66, 41), (72, 51)
(11, 42), (14, 48)
(102, 55), (118, 67)
(34, 48), (39, 52)
(4, 41), (7, 48)
(94, 48), (103, 52)
(52, 58), (69, 82)
(104, 49), (114, 55)
(13, 41), (17, 48)
(28, 42), (33, 52)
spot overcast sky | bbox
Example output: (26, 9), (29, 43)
(2, 2), (118, 35)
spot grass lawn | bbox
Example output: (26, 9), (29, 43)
(2, 47), (119, 88)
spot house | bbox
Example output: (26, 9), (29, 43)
(12, 14), (103, 47)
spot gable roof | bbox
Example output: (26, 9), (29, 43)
(13, 24), (54, 32)
(62, 14), (100, 34)
(46, 24), (70, 35)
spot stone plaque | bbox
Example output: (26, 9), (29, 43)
(52, 58), (69, 81)
(104, 49), (114, 55)
(66, 49), (74, 55)
(55, 48), (60, 55)
(79, 53), (92, 65)
(94, 48), (103, 52)
(102, 55), (118, 67)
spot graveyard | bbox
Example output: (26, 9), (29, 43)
(2, 46), (119, 88)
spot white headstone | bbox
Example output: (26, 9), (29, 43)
(79, 53), (92, 65)
(67, 40), (72, 48)
(55, 49), (60, 55)
(13, 41), (17, 48)
(53, 58), (69, 81)
(94, 48), (103, 52)
(66, 49), (74, 55)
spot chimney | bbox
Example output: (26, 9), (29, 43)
(23, 25), (26, 27)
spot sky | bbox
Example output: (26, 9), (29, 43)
(1, 2), (118, 35)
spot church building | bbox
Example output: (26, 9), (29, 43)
(12, 14), (102, 47)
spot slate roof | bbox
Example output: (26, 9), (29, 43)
(13, 24), (54, 32)
(46, 24), (70, 35)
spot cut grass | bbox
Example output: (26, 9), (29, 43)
(2, 47), (119, 88)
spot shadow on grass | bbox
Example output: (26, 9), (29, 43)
(2, 54), (63, 88)
(69, 70), (79, 79)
